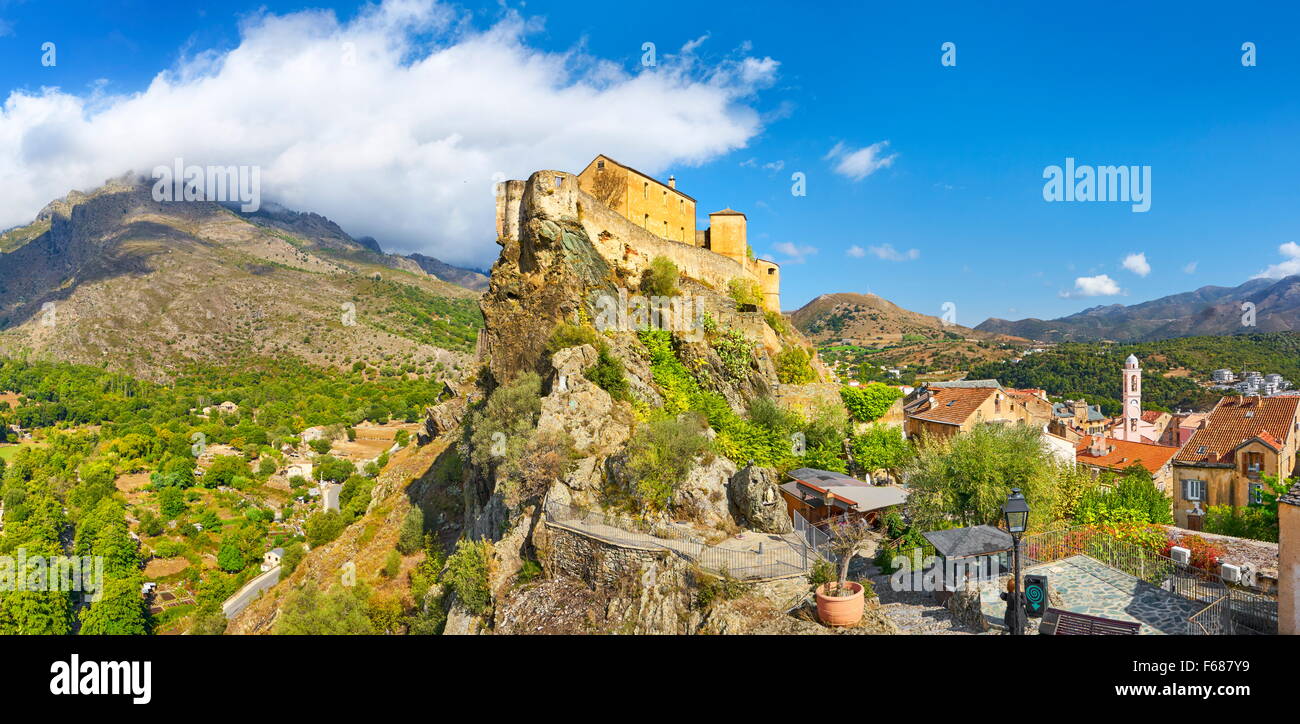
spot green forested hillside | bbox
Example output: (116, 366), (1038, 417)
(969, 332), (1300, 413)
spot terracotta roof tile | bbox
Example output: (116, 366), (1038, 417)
(907, 387), (995, 426)
(1174, 396), (1300, 466)
(1076, 435), (1180, 475)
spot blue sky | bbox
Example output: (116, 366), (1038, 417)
(1, 0), (1298, 326)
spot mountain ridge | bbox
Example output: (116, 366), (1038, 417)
(977, 275), (1300, 342)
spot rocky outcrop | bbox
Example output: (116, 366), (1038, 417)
(480, 174), (617, 387)
(729, 465), (793, 534)
(537, 345), (634, 457)
(422, 396), (467, 442)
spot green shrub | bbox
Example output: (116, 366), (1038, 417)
(308, 438), (333, 455)
(445, 538), (494, 615)
(774, 345), (815, 384)
(694, 568), (749, 609)
(585, 345), (630, 400)
(381, 549), (401, 578)
(807, 558), (834, 588)
(640, 256), (680, 297)
(624, 413), (714, 511)
(397, 507), (425, 554)
(465, 372), (542, 475)
(765, 310), (787, 335)
(305, 510), (347, 547)
(727, 278), (764, 309)
(840, 383), (902, 422)
(547, 322), (601, 353)
(710, 329), (754, 382)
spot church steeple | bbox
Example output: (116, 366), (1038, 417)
(1121, 354), (1142, 441)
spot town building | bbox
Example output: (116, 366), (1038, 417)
(1049, 399), (1109, 439)
(1172, 395), (1300, 529)
(1075, 434), (1180, 494)
(903, 380), (1035, 442)
(261, 547), (285, 572)
(1114, 354), (1160, 443)
(778, 468), (908, 526)
(1280, 481), (1300, 635)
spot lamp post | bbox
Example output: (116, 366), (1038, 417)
(1002, 488), (1030, 635)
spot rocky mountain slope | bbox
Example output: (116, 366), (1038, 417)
(407, 253), (490, 292)
(789, 292), (1008, 345)
(976, 275), (1300, 342)
(0, 176), (483, 380)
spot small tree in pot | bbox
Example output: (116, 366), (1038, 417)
(815, 515), (876, 626)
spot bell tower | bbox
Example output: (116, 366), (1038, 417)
(1120, 354), (1142, 441)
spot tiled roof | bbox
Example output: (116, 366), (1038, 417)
(1173, 396), (1300, 466)
(709, 207), (746, 217)
(1280, 480), (1300, 507)
(928, 379), (1002, 389)
(907, 386), (996, 426)
(1076, 435), (1180, 475)
(1140, 410), (1166, 423)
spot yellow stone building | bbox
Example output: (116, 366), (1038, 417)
(576, 154), (780, 311)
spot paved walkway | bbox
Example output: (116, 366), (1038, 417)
(980, 555), (1203, 635)
(545, 504), (813, 580)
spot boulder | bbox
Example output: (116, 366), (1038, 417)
(729, 465), (792, 534)
(671, 454), (737, 528)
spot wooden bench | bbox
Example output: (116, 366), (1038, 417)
(1040, 607), (1141, 635)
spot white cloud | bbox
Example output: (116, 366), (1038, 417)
(0, 1), (779, 267)
(772, 241), (817, 263)
(762, 160), (784, 172)
(845, 244), (865, 258)
(823, 140), (897, 181)
(1062, 274), (1123, 298)
(680, 34), (710, 54)
(1255, 242), (1300, 279)
(1183, 261), (1198, 274)
(1122, 252), (1150, 277)
(867, 243), (919, 262)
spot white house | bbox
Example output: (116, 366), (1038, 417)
(261, 548), (286, 572)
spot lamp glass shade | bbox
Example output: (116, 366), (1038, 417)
(1003, 489), (1030, 533)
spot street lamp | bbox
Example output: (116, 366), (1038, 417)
(1002, 488), (1031, 635)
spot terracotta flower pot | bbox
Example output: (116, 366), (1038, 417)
(816, 581), (865, 626)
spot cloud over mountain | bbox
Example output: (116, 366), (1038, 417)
(0, 0), (777, 267)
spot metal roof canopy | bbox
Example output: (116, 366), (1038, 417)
(922, 525), (1013, 560)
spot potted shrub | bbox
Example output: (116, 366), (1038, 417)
(815, 516), (875, 626)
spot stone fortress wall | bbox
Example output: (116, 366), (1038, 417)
(497, 161), (780, 313)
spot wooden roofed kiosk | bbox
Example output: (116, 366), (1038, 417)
(921, 525), (1014, 596)
(779, 467), (908, 526)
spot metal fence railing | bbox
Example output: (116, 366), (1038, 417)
(1187, 594), (1235, 635)
(543, 500), (820, 581)
(1021, 526), (1277, 635)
